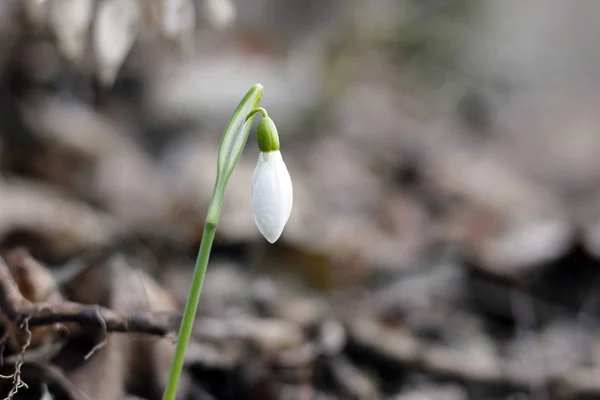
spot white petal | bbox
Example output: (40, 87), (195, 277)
(252, 151), (293, 243)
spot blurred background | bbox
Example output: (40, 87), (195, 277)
(2, 0), (600, 399)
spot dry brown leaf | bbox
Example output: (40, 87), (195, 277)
(0, 249), (63, 352)
(14, 95), (200, 243)
(108, 257), (188, 399)
(66, 334), (127, 400)
(20, 96), (131, 159)
(49, 0), (95, 65)
(22, 0), (50, 31)
(0, 0), (25, 79)
(4, 249), (62, 304)
(202, 0), (235, 29)
(158, 0), (196, 53)
(0, 180), (119, 258)
(20, 98), (179, 235)
(62, 255), (189, 400)
(94, 0), (140, 86)
(195, 316), (304, 355)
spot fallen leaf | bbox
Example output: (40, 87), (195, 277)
(2, 248), (63, 350)
(93, 0), (140, 86)
(22, 0), (50, 31)
(202, 0), (235, 30)
(159, 0), (196, 53)
(49, 0), (95, 65)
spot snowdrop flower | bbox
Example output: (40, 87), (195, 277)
(251, 114), (293, 243)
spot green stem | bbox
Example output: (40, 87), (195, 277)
(162, 185), (224, 400)
(245, 107), (268, 122)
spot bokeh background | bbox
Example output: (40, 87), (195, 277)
(2, 0), (600, 399)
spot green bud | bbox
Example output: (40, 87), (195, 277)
(256, 116), (280, 152)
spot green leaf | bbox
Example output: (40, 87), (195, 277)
(216, 83), (264, 185)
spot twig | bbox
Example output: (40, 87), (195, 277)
(1, 318), (31, 400)
(0, 257), (181, 336)
(83, 307), (107, 360)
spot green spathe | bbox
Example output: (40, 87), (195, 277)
(256, 116), (280, 152)
(216, 84), (264, 185)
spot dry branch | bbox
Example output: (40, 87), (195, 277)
(0, 256), (181, 337)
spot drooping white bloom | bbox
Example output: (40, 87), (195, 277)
(252, 150), (293, 243)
